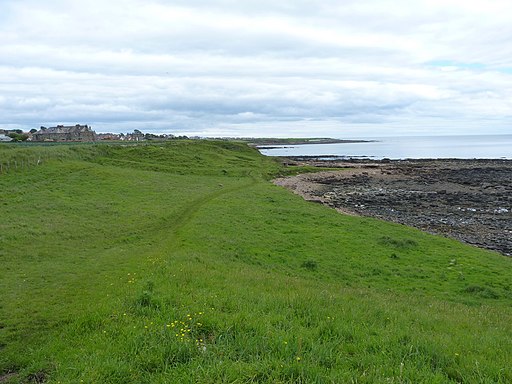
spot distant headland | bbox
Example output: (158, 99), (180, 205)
(245, 137), (375, 149)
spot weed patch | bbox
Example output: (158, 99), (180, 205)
(378, 236), (419, 249)
(301, 260), (318, 271)
(464, 285), (500, 299)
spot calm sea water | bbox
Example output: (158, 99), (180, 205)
(259, 134), (512, 160)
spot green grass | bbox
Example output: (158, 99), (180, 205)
(0, 142), (511, 383)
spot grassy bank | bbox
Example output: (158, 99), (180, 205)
(0, 141), (511, 383)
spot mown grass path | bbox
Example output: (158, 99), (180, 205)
(170, 180), (259, 237)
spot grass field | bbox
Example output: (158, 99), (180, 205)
(0, 141), (511, 383)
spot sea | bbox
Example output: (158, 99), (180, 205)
(258, 134), (512, 160)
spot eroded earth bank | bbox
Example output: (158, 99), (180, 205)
(274, 159), (512, 256)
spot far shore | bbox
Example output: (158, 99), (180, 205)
(247, 138), (376, 149)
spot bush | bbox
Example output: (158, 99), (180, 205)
(7, 133), (29, 142)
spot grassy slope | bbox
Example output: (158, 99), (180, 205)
(0, 141), (511, 383)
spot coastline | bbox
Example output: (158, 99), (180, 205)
(274, 158), (512, 256)
(259, 134), (512, 159)
(247, 138), (375, 150)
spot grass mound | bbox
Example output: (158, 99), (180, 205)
(0, 141), (511, 383)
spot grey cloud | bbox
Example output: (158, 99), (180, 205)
(1, 0), (512, 137)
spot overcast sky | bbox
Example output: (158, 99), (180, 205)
(1, 0), (511, 137)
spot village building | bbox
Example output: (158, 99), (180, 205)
(122, 129), (145, 141)
(32, 125), (97, 142)
(97, 133), (122, 141)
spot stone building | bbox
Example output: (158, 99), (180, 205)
(32, 125), (97, 142)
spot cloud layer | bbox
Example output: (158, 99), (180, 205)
(1, 0), (511, 137)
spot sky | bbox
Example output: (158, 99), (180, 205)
(1, 0), (511, 138)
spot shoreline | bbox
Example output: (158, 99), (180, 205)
(278, 155), (512, 163)
(274, 158), (512, 256)
(258, 134), (512, 160)
(248, 138), (375, 149)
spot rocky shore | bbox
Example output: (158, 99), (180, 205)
(274, 158), (512, 256)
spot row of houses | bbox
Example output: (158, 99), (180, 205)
(1, 125), (172, 142)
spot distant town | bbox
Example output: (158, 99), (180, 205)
(0, 124), (192, 143)
(0, 124), (347, 145)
